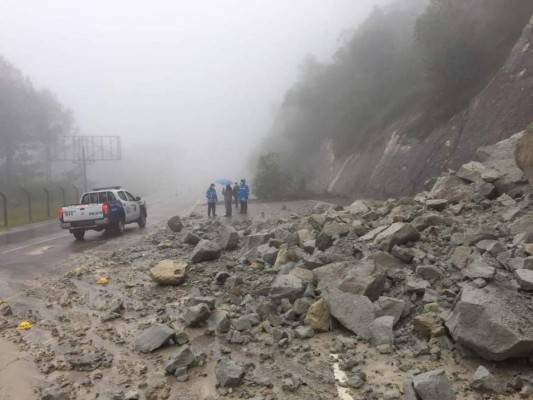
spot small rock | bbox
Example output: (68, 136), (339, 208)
(304, 298), (330, 332)
(426, 199), (448, 211)
(295, 326), (315, 339)
(167, 215), (184, 232)
(369, 316), (394, 346)
(515, 269), (533, 290)
(136, 323), (176, 353)
(149, 260), (189, 285)
(183, 303), (211, 327)
(470, 365), (494, 391)
(451, 246), (472, 269)
(412, 369), (455, 400)
(165, 345), (197, 374)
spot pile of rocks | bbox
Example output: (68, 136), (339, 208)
(142, 132), (533, 398)
(4, 132), (533, 400)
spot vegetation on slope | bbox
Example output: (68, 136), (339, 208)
(253, 0), (533, 199)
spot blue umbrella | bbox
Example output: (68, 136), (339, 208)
(215, 178), (232, 186)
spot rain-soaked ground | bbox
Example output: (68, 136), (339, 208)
(1, 196), (528, 400)
(0, 197), (352, 399)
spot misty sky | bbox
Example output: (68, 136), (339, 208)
(1, 0), (390, 192)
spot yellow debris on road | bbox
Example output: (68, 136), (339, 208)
(16, 321), (34, 331)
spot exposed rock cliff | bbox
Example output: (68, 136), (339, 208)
(313, 15), (533, 198)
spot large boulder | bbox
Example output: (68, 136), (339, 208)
(429, 175), (475, 203)
(322, 288), (375, 340)
(515, 269), (533, 290)
(462, 258), (495, 281)
(219, 225), (239, 250)
(297, 229), (314, 248)
(349, 200), (371, 215)
(315, 231), (334, 251)
(149, 260), (189, 285)
(322, 221), (350, 237)
(308, 214), (326, 230)
(269, 274), (306, 303)
(190, 240), (222, 263)
(457, 161), (500, 183)
(239, 233), (271, 257)
(476, 132), (528, 195)
(314, 259), (386, 301)
(373, 222), (420, 251)
(509, 212), (533, 236)
(515, 128), (533, 185)
(446, 283), (533, 361)
(167, 215), (184, 232)
(373, 296), (406, 325)
(257, 244), (279, 265)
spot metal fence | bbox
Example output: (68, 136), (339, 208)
(0, 185), (80, 227)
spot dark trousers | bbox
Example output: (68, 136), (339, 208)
(234, 196), (238, 208)
(208, 202), (216, 217)
(240, 201), (248, 214)
(225, 200), (232, 216)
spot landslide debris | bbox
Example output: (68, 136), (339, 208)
(2, 134), (533, 399)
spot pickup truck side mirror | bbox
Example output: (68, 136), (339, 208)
(136, 196), (141, 201)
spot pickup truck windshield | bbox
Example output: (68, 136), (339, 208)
(81, 191), (116, 204)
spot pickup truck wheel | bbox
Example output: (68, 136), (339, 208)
(73, 230), (85, 240)
(114, 218), (125, 236)
(138, 213), (146, 228)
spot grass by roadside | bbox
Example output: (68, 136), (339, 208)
(0, 201), (60, 230)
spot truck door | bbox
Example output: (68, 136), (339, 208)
(125, 191), (140, 221)
(117, 191), (133, 222)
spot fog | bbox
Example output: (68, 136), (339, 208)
(1, 0), (391, 198)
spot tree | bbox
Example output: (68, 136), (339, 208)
(416, 0), (533, 104)
(0, 56), (75, 187)
(253, 153), (283, 200)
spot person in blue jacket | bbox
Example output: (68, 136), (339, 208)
(238, 179), (250, 214)
(206, 183), (218, 217)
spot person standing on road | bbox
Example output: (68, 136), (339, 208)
(238, 179), (250, 214)
(232, 182), (239, 209)
(206, 183), (218, 217)
(222, 184), (233, 217)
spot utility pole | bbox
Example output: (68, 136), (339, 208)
(81, 138), (88, 192)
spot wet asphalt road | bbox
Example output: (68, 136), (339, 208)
(0, 193), (194, 291)
(0, 195), (348, 298)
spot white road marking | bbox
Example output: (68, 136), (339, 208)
(309, 199), (337, 206)
(330, 354), (355, 400)
(184, 197), (202, 216)
(262, 203), (271, 210)
(28, 246), (54, 255)
(0, 234), (69, 255)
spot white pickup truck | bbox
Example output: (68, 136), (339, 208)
(58, 186), (147, 240)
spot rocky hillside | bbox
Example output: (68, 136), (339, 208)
(307, 15), (533, 198)
(2, 134), (533, 399)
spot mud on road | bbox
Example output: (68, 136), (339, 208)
(0, 199), (348, 400)
(0, 198), (530, 400)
